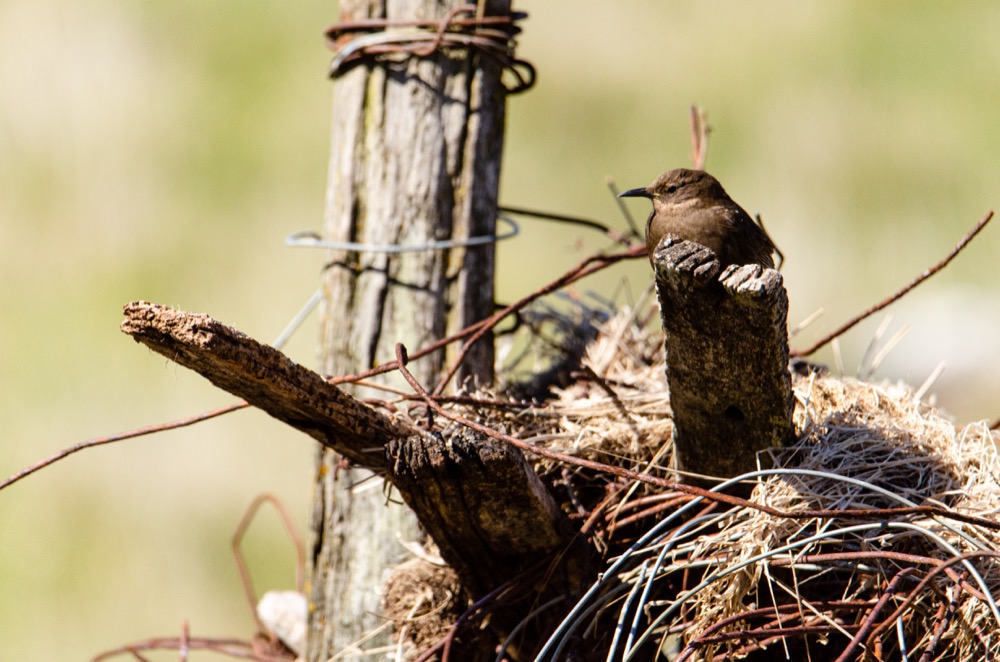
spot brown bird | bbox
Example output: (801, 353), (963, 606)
(619, 168), (775, 269)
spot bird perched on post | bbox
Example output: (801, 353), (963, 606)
(619, 168), (775, 269)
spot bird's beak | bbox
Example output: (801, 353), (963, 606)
(618, 187), (650, 199)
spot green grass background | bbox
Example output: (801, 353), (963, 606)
(2, 1), (999, 659)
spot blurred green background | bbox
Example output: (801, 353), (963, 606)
(2, 1), (999, 659)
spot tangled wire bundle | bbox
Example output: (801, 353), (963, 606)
(409, 300), (1000, 661)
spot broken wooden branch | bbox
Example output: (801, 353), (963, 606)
(652, 237), (794, 479)
(120, 300), (584, 647)
(121, 300), (415, 466)
(387, 428), (578, 599)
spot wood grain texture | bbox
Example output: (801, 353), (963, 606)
(387, 429), (569, 597)
(312, 1), (512, 657)
(122, 299), (584, 658)
(652, 236), (794, 479)
(120, 301), (416, 466)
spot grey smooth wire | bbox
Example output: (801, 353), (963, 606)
(537, 467), (1000, 661)
(285, 212), (519, 254)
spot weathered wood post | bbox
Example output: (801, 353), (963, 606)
(652, 237), (794, 480)
(308, 1), (517, 657)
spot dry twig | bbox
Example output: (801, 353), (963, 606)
(690, 104), (710, 170)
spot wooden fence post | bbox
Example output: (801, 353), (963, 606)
(308, 1), (513, 657)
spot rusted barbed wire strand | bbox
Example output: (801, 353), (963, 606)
(696, 623), (861, 649)
(768, 550), (977, 590)
(606, 491), (690, 516)
(648, 549), (984, 662)
(793, 210), (994, 358)
(919, 588), (962, 662)
(725, 625), (854, 662)
(606, 496), (694, 532)
(0, 402), (247, 493)
(864, 550), (1000, 647)
(675, 602), (875, 662)
(659, 547), (1000, 660)
(325, 4), (535, 93)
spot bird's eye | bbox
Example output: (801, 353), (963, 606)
(665, 185), (678, 194)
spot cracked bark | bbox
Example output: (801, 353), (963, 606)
(652, 236), (794, 480)
(312, 1), (510, 658)
(121, 300), (580, 660)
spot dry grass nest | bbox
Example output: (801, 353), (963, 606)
(446, 301), (1000, 661)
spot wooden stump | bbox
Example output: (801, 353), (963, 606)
(653, 236), (794, 480)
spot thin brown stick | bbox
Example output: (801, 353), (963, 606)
(0, 402), (246, 493)
(793, 211), (994, 358)
(690, 105), (710, 171)
(180, 621), (190, 662)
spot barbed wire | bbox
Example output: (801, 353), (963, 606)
(325, 4), (535, 93)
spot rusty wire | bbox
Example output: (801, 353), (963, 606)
(793, 209), (994, 358)
(325, 4), (534, 93)
(231, 494), (306, 638)
(388, 334), (1000, 662)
